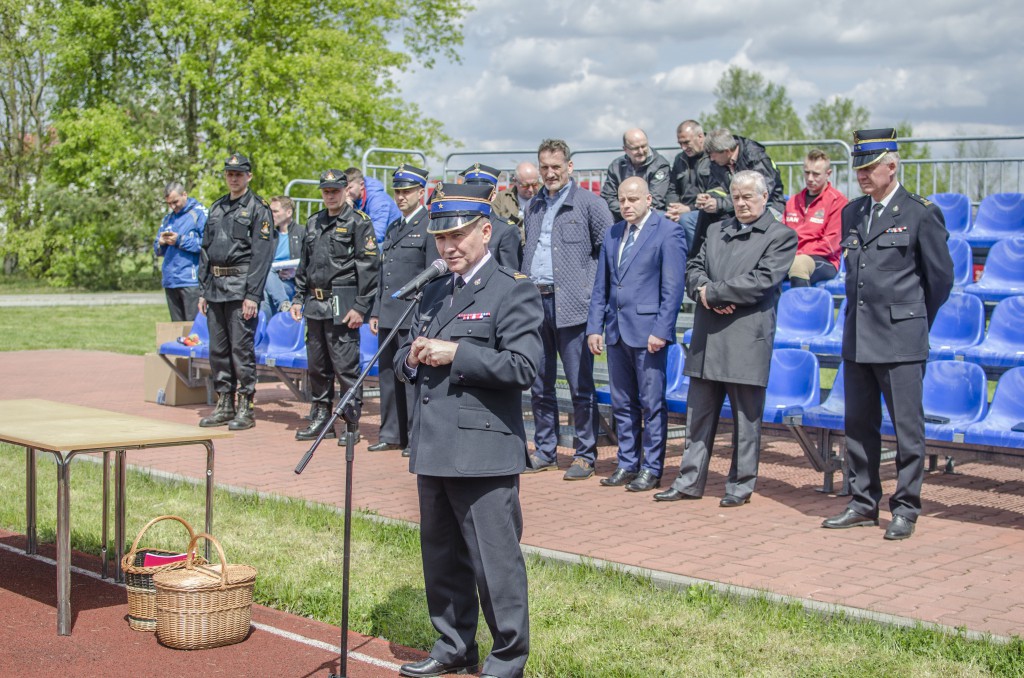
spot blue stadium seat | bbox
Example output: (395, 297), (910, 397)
(964, 192), (1024, 248)
(798, 362), (846, 430)
(682, 328), (692, 346)
(359, 324), (379, 376)
(963, 236), (1024, 302)
(666, 345), (690, 415)
(881, 360), (988, 441)
(964, 367), (1024, 449)
(947, 237), (974, 291)
(928, 293), (985, 360)
(721, 348), (820, 423)
(158, 312), (209, 358)
(806, 299), (847, 357)
(257, 312), (305, 365)
(252, 311), (269, 355)
(928, 192), (971, 236)
(959, 295), (1024, 369)
(821, 257), (846, 295)
(773, 287), (834, 349)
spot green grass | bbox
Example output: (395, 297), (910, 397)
(1, 448), (1020, 677)
(0, 305), (167, 355)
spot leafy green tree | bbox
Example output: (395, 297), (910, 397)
(701, 66), (805, 161)
(805, 96), (870, 153)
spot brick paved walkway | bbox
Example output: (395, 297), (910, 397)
(3, 350), (1024, 639)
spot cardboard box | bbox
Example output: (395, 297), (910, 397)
(143, 352), (209, 406)
(156, 321), (195, 348)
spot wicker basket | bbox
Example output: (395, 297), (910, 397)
(121, 515), (207, 631)
(154, 532), (258, 650)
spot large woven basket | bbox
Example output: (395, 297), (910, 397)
(121, 515), (207, 631)
(154, 532), (258, 650)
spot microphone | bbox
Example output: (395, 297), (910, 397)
(391, 259), (449, 300)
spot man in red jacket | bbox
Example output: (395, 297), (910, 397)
(782, 149), (847, 287)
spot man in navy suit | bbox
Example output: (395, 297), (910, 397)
(587, 177), (688, 491)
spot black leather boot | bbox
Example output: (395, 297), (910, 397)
(199, 392), (235, 427)
(295, 403), (336, 440)
(228, 393), (255, 430)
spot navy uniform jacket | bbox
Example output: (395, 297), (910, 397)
(488, 214), (524, 270)
(199, 189), (277, 303)
(396, 257), (543, 477)
(293, 206), (379, 321)
(372, 206), (431, 327)
(841, 186), (954, 363)
(586, 211), (688, 348)
(685, 210), (797, 387)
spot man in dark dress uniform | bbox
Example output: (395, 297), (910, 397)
(197, 153), (276, 430)
(822, 129), (953, 540)
(458, 163), (524, 269)
(367, 164), (431, 454)
(395, 182), (543, 678)
(289, 169), (380, 441)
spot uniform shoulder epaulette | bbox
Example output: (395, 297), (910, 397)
(355, 209), (371, 221)
(908, 193), (932, 206)
(497, 266), (528, 281)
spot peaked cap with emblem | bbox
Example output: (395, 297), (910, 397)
(851, 128), (899, 170)
(427, 182), (493, 234)
(392, 164), (429, 189)
(224, 153), (252, 172)
(459, 163), (502, 186)
(319, 168), (347, 189)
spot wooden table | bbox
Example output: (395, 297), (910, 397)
(0, 399), (231, 635)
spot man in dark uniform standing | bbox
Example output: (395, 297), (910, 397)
(822, 129), (953, 540)
(367, 164), (431, 454)
(458, 163), (523, 269)
(395, 182), (543, 678)
(198, 153), (276, 430)
(290, 170), (380, 441)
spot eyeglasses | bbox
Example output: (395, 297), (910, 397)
(624, 144), (648, 153)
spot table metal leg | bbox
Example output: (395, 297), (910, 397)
(55, 452), (72, 636)
(26, 447), (37, 555)
(115, 450), (127, 583)
(101, 451), (110, 579)
(202, 441), (215, 562)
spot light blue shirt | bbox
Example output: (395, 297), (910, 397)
(529, 181), (572, 285)
(273, 231), (291, 261)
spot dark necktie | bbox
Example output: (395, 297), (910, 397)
(455, 277), (466, 290)
(619, 225), (638, 265)
(865, 203), (883, 235)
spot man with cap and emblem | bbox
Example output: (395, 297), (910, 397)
(197, 153), (276, 430)
(289, 169), (380, 441)
(600, 128), (671, 223)
(367, 164), (431, 455)
(395, 182), (542, 678)
(821, 129), (953, 541)
(458, 163), (523, 269)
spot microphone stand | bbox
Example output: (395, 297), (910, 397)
(294, 290), (423, 678)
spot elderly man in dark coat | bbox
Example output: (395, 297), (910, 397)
(655, 170), (797, 507)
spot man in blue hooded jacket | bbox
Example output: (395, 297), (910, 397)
(154, 181), (208, 321)
(344, 167), (402, 242)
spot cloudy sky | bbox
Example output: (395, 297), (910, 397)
(394, 0), (1024, 172)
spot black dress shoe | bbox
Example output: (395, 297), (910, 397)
(884, 515), (916, 540)
(368, 441), (402, 452)
(821, 508), (879, 529)
(398, 656), (477, 677)
(719, 494), (751, 508)
(653, 488), (701, 502)
(625, 469), (661, 492)
(600, 468), (638, 486)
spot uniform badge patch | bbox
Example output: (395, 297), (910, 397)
(335, 227), (349, 234)
(654, 170), (667, 181)
(885, 226), (908, 233)
(513, 272), (528, 280)
(365, 235), (377, 251)
(260, 221), (270, 235)
(458, 312), (491, 320)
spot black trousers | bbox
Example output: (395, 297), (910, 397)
(305, 317), (360, 405)
(376, 326), (413, 446)
(206, 300), (257, 395)
(165, 286), (200, 322)
(843, 360), (927, 521)
(417, 474), (529, 678)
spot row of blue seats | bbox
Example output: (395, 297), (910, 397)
(685, 288), (1024, 371)
(596, 346), (1024, 450)
(158, 311), (380, 376)
(929, 191), (1024, 249)
(815, 234), (1024, 302)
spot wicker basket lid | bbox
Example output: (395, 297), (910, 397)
(154, 563), (257, 591)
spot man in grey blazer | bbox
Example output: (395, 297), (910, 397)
(822, 129), (953, 540)
(655, 170), (797, 507)
(396, 182), (543, 678)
